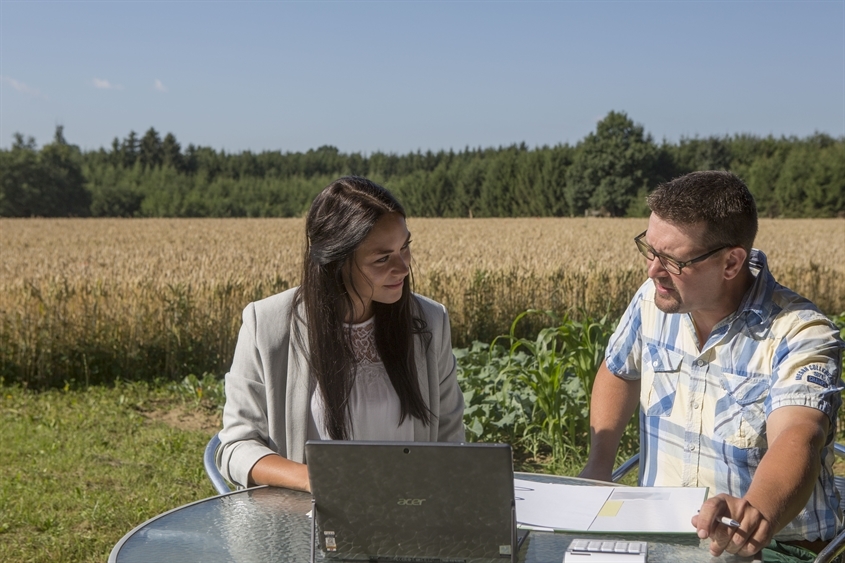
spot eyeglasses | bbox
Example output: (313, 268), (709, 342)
(634, 231), (729, 275)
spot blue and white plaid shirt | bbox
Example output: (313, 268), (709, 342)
(606, 249), (845, 541)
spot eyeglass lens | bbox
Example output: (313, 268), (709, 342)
(635, 234), (682, 274)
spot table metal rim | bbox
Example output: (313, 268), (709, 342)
(107, 485), (270, 563)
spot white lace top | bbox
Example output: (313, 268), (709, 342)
(309, 316), (414, 441)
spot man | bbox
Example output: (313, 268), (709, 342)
(579, 171), (844, 561)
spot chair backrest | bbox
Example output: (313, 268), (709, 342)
(611, 453), (640, 483)
(204, 432), (232, 495)
(814, 443), (845, 563)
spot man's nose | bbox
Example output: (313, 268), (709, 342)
(647, 256), (668, 277)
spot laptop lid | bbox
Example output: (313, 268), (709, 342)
(306, 440), (517, 563)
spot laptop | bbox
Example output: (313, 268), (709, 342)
(305, 440), (525, 563)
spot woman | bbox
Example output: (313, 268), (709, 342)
(216, 176), (466, 491)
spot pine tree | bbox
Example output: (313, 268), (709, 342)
(139, 127), (163, 169)
(162, 132), (183, 171)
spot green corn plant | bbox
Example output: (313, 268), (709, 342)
(492, 310), (615, 466)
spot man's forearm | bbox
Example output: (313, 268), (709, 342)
(744, 418), (826, 534)
(580, 361), (641, 481)
(694, 409), (829, 558)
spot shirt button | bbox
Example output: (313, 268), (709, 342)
(695, 359), (705, 367)
(693, 403), (700, 410)
(688, 444), (696, 452)
(652, 360), (659, 367)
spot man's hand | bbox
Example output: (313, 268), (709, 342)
(577, 460), (614, 483)
(692, 493), (774, 558)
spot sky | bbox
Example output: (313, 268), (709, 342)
(1, 0), (843, 155)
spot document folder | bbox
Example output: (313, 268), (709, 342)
(515, 479), (707, 534)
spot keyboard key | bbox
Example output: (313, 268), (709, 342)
(570, 539), (589, 551)
(564, 539), (648, 563)
(627, 542), (643, 553)
(614, 542), (629, 552)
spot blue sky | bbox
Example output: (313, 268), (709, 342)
(1, 1), (843, 154)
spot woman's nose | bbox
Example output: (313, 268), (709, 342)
(393, 253), (410, 275)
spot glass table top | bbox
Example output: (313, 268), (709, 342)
(110, 473), (760, 563)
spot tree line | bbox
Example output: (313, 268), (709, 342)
(1, 111), (843, 218)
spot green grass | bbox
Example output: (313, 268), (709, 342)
(0, 382), (219, 563)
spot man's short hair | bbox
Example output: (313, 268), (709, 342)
(647, 170), (758, 253)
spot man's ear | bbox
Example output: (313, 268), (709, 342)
(723, 247), (748, 280)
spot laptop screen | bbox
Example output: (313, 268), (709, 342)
(306, 441), (518, 563)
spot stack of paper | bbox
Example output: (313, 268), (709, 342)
(514, 479), (707, 534)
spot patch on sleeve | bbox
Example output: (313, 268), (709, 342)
(794, 364), (835, 388)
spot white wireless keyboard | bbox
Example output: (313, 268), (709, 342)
(563, 539), (647, 563)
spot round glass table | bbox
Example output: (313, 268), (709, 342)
(109, 473), (760, 563)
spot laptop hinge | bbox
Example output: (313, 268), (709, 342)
(310, 497), (317, 563)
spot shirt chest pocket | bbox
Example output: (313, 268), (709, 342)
(643, 345), (684, 417)
(714, 372), (770, 450)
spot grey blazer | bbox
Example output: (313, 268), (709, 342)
(216, 287), (466, 487)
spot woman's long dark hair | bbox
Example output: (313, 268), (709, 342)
(293, 176), (431, 440)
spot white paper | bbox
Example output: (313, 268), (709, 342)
(514, 479), (613, 531)
(514, 479), (707, 535)
(590, 487), (707, 533)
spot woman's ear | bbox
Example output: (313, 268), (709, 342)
(723, 247), (748, 280)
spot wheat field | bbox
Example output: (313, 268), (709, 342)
(2, 218), (843, 387)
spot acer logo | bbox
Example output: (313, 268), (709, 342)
(397, 498), (426, 506)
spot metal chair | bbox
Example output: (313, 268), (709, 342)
(610, 444), (845, 563)
(611, 452), (640, 483)
(815, 443), (845, 563)
(203, 432), (233, 495)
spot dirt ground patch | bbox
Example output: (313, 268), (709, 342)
(141, 401), (222, 435)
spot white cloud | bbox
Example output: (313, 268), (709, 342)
(93, 78), (123, 90)
(154, 79), (168, 93)
(1, 76), (47, 99)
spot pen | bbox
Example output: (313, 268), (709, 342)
(719, 516), (741, 529)
(697, 511), (740, 529)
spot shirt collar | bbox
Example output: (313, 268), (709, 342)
(735, 249), (776, 327)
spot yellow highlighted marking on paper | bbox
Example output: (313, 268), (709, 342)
(598, 500), (623, 517)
